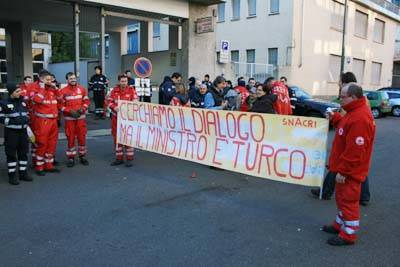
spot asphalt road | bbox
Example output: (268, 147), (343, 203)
(0, 117), (399, 267)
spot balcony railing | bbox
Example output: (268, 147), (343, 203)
(369, 0), (400, 15)
(32, 32), (50, 44)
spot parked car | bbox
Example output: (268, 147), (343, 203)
(378, 87), (400, 92)
(288, 86), (340, 118)
(363, 90), (391, 119)
(386, 91), (400, 117)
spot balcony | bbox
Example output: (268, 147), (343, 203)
(356, 0), (400, 20)
(395, 41), (400, 61)
(370, 0), (400, 14)
(32, 31), (50, 44)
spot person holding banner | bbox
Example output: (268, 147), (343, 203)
(265, 77), (292, 115)
(323, 83), (375, 246)
(250, 83), (277, 114)
(209, 76), (228, 110)
(107, 74), (138, 167)
(311, 72), (371, 205)
(170, 83), (191, 107)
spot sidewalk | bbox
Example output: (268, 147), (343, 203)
(0, 113), (111, 145)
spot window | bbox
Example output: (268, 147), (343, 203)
(246, 49), (255, 75)
(366, 92), (378, 100)
(373, 19), (385, 43)
(330, 0), (344, 31)
(33, 63), (44, 74)
(232, 0), (241, 20)
(216, 51), (221, 63)
(153, 22), (161, 38)
(32, 48), (44, 61)
(352, 58), (365, 83)
(218, 3), (226, 22)
(268, 48), (278, 77)
(0, 46), (6, 59)
(270, 0), (279, 14)
(371, 62), (382, 85)
(388, 92), (400, 99)
(328, 54), (341, 82)
(0, 60), (6, 72)
(231, 50), (239, 62)
(355, 10), (368, 39)
(105, 35), (110, 59)
(127, 31), (139, 54)
(0, 74), (7, 84)
(248, 0), (256, 16)
(231, 50), (239, 74)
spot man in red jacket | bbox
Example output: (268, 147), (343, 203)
(107, 74), (138, 167)
(31, 71), (61, 175)
(265, 77), (292, 115)
(323, 83), (376, 246)
(58, 72), (90, 167)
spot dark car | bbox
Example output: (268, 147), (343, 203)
(377, 87), (400, 92)
(289, 86), (340, 118)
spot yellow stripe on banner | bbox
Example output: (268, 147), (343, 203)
(116, 101), (329, 187)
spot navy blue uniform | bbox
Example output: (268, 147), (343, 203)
(89, 74), (109, 117)
(0, 97), (30, 181)
(159, 77), (176, 105)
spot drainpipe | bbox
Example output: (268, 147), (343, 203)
(298, 0), (305, 68)
(74, 3), (80, 80)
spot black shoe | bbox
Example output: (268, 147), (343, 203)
(67, 159), (75, 168)
(360, 200), (369, 206)
(20, 175), (33, 182)
(46, 168), (61, 173)
(79, 157), (89, 166)
(125, 161), (133, 168)
(53, 160), (59, 166)
(322, 225), (339, 234)
(311, 188), (331, 200)
(9, 175), (19, 185)
(327, 236), (354, 246)
(36, 170), (46, 176)
(111, 160), (124, 166)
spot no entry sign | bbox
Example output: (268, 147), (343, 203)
(133, 57), (153, 78)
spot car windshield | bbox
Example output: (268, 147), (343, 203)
(291, 87), (311, 99)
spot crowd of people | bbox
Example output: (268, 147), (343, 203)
(158, 73), (293, 116)
(0, 69), (376, 247)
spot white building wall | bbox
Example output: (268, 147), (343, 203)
(216, 0), (294, 81)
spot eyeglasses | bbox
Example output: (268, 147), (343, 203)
(339, 94), (350, 99)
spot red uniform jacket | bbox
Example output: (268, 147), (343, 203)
(32, 85), (59, 119)
(234, 86), (250, 112)
(107, 85), (138, 116)
(21, 81), (42, 114)
(271, 81), (292, 115)
(328, 97), (376, 182)
(170, 96), (191, 107)
(58, 84), (90, 120)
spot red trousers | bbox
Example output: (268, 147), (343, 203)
(33, 117), (58, 171)
(65, 119), (87, 159)
(111, 115), (134, 161)
(333, 178), (361, 243)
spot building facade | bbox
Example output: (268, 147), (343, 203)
(0, 29), (52, 85)
(216, 0), (400, 96)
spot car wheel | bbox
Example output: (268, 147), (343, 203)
(371, 108), (381, 119)
(392, 106), (400, 117)
(306, 111), (324, 118)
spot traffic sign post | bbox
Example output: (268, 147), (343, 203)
(133, 57), (153, 78)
